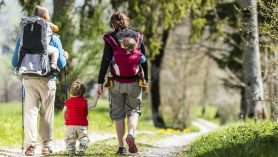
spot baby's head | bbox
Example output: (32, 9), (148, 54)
(70, 81), (87, 97)
(33, 6), (50, 21)
(120, 37), (136, 52)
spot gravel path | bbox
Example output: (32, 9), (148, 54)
(0, 132), (115, 157)
(138, 118), (219, 157)
(0, 118), (218, 157)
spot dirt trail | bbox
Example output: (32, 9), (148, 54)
(138, 118), (219, 157)
(0, 118), (218, 157)
(0, 132), (115, 157)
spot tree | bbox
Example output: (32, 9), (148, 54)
(238, 0), (266, 119)
(0, 0), (5, 10)
(18, 0), (42, 15)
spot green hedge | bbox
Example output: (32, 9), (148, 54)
(188, 121), (278, 157)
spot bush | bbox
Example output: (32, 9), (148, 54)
(188, 121), (278, 157)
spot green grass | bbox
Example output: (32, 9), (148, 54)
(0, 98), (158, 147)
(185, 121), (278, 157)
(191, 105), (220, 125)
(0, 102), (22, 147)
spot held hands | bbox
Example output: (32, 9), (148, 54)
(91, 94), (100, 108)
(97, 84), (104, 96)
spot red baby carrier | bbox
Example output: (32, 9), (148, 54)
(103, 32), (142, 79)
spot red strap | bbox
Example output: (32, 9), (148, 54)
(103, 34), (120, 49)
(135, 33), (142, 49)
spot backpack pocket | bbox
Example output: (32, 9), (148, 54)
(17, 50), (50, 76)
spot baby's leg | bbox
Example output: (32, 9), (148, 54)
(65, 126), (78, 155)
(77, 126), (89, 155)
(47, 45), (59, 69)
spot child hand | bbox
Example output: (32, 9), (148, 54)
(89, 94), (100, 108)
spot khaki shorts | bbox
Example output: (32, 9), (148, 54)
(108, 80), (142, 120)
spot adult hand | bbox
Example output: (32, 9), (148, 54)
(97, 84), (104, 96)
(63, 50), (69, 60)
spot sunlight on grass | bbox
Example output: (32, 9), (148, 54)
(186, 121), (278, 157)
(0, 97), (159, 147)
(191, 105), (220, 125)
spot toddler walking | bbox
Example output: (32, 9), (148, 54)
(62, 81), (99, 156)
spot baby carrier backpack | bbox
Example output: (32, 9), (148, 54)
(103, 32), (142, 78)
(15, 16), (51, 76)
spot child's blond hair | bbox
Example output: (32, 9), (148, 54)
(120, 37), (136, 51)
(33, 6), (59, 32)
(70, 81), (87, 97)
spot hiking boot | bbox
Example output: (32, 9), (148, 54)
(41, 146), (53, 155)
(25, 145), (35, 156)
(116, 147), (126, 155)
(126, 134), (138, 153)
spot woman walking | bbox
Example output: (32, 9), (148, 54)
(97, 11), (148, 155)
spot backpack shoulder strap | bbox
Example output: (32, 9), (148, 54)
(103, 33), (120, 50)
(135, 32), (142, 50)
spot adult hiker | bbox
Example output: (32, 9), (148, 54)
(97, 11), (148, 155)
(11, 6), (68, 156)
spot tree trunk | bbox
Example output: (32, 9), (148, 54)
(238, 0), (266, 119)
(52, 0), (75, 109)
(150, 29), (170, 128)
(239, 87), (247, 120)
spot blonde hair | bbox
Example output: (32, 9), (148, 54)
(120, 37), (136, 51)
(110, 11), (130, 31)
(33, 6), (49, 21)
(70, 81), (87, 97)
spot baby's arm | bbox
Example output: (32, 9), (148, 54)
(88, 94), (100, 109)
(62, 106), (67, 120)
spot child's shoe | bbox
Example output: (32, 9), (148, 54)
(79, 144), (87, 156)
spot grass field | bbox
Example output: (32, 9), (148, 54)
(184, 121), (278, 157)
(191, 105), (220, 125)
(0, 98), (158, 147)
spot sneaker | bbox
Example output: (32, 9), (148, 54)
(116, 147), (126, 155)
(126, 134), (138, 153)
(25, 145), (35, 156)
(41, 146), (53, 155)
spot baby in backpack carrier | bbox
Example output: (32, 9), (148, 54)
(105, 37), (148, 90)
(33, 6), (65, 74)
(120, 37), (136, 53)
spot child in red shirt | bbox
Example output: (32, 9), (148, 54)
(62, 81), (99, 156)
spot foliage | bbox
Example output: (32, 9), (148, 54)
(187, 121), (278, 157)
(112, 0), (190, 58)
(257, 0), (278, 51)
(18, 0), (42, 15)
